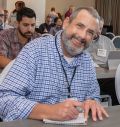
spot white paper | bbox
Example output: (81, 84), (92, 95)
(43, 113), (86, 125)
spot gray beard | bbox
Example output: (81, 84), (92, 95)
(62, 31), (90, 57)
(63, 39), (84, 57)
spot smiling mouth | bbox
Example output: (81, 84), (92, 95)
(72, 38), (84, 47)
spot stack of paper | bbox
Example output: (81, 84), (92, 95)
(43, 113), (86, 125)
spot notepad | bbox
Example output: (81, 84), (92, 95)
(43, 113), (87, 125)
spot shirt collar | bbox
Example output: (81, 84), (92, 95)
(55, 30), (64, 56)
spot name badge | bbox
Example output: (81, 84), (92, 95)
(97, 49), (107, 57)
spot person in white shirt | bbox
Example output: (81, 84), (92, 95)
(48, 7), (58, 24)
(87, 17), (118, 106)
(86, 17), (115, 66)
(0, 7), (13, 31)
(8, 1), (25, 27)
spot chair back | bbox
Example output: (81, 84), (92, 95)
(115, 64), (120, 104)
(42, 33), (53, 37)
(112, 36), (120, 49)
(105, 32), (115, 39)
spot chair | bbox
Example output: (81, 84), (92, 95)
(112, 36), (120, 49)
(115, 64), (120, 104)
(0, 59), (15, 84)
(100, 94), (112, 107)
(42, 33), (53, 37)
(105, 32), (115, 39)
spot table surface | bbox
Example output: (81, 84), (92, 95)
(0, 105), (120, 127)
(96, 67), (116, 79)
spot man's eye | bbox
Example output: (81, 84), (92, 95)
(77, 24), (83, 28)
(87, 31), (95, 36)
(23, 24), (28, 26)
(31, 24), (35, 27)
(88, 31), (94, 35)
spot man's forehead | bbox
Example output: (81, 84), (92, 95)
(77, 9), (98, 19)
(77, 10), (99, 23)
(20, 16), (36, 22)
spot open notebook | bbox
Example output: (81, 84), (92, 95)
(43, 113), (87, 125)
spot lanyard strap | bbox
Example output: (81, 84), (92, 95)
(55, 36), (76, 98)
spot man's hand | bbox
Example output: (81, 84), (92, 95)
(82, 99), (109, 121)
(48, 99), (83, 121)
(29, 99), (83, 121)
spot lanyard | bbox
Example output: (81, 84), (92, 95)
(55, 35), (76, 98)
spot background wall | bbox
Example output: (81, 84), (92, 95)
(0, 0), (46, 25)
(0, 0), (95, 25)
(0, 0), (6, 8)
(0, 0), (2, 7)
(46, 0), (95, 17)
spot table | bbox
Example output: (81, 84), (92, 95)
(96, 67), (116, 79)
(0, 105), (120, 127)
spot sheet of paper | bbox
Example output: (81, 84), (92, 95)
(43, 113), (87, 125)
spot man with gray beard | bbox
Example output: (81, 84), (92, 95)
(0, 7), (108, 122)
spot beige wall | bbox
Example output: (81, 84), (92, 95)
(1, 0), (95, 25)
(0, 0), (6, 8)
(6, 0), (46, 25)
(46, 0), (95, 17)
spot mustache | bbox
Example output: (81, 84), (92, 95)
(71, 34), (86, 44)
(71, 34), (89, 48)
(24, 32), (33, 35)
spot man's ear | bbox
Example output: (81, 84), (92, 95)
(62, 17), (70, 29)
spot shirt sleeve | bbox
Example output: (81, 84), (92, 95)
(0, 42), (39, 121)
(0, 33), (8, 57)
(85, 58), (100, 101)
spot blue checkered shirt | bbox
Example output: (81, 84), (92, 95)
(0, 31), (100, 121)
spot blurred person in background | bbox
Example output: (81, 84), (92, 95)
(86, 17), (115, 66)
(0, 7), (41, 72)
(0, 7), (13, 31)
(48, 7), (58, 24)
(86, 16), (117, 105)
(4, 9), (9, 24)
(65, 5), (75, 18)
(8, 1), (25, 27)
(50, 17), (63, 36)
(39, 15), (52, 34)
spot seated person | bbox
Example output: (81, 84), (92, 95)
(0, 7), (13, 30)
(65, 5), (75, 18)
(39, 15), (52, 34)
(0, 7), (41, 72)
(49, 17), (63, 36)
(0, 7), (108, 122)
(87, 17), (118, 106)
(4, 9), (10, 25)
(8, 1), (25, 27)
(86, 17), (116, 66)
(48, 7), (58, 24)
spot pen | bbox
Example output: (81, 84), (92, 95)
(76, 106), (84, 113)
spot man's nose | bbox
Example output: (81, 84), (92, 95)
(27, 26), (33, 31)
(78, 30), (87, 39)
